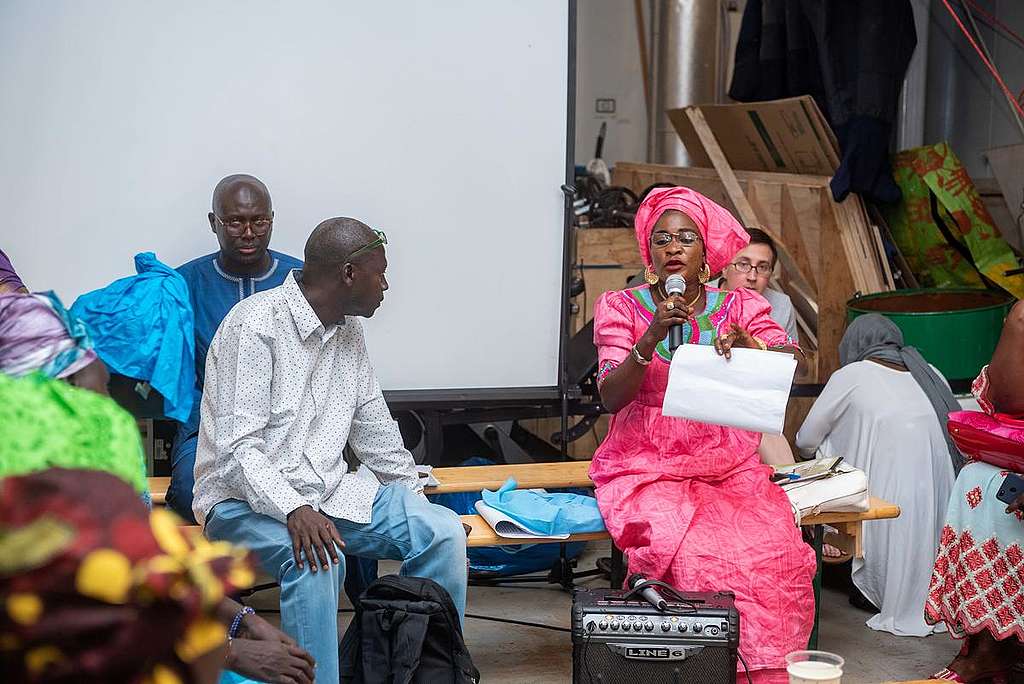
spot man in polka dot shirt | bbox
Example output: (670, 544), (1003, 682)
(192, 217), (468, 683)
(173, 174), (377, 609)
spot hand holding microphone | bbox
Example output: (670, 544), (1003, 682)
(641, 274), (693, 356)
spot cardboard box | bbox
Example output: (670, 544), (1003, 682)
(668, 96), (840, 176)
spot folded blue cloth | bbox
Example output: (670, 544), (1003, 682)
(71, 252), (195, 422)
(481, 477), (606, 536)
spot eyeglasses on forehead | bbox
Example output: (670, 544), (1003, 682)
(347, 230), (388, 261)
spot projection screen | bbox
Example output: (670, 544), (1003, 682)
(0, 1), (573, 397)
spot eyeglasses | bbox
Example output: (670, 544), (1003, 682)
(347, 230), (388, 261)
(215, 215), (273, 237)
(730, 261), (773, 276)
(651, 230), (701, 248)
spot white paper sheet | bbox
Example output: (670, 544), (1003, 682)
(473, 500), (570, 540)
(662, 345), (797, 434)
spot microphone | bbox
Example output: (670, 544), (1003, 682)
(628, 573), (668, 611)
(665, 274), (686, 353)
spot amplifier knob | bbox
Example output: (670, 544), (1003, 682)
(708, 626), (720, 636)
(644, 622), (654, 632)
(693, 623), (703, 633)
(661, 622), (671, 632)
(599, 621), (608, 630)
(677, 623), (687, 633)
(632, 623), (643, 632)
(610, 622), (619, 631)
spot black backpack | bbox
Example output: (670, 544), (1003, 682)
(340, 575), (480, 684)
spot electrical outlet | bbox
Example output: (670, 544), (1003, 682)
(595, 98), (616, 114)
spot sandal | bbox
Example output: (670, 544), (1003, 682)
(822, 531), (853, 565)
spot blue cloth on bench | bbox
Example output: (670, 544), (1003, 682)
(430, 457), (588, 577)
(481, 477), (606, 536)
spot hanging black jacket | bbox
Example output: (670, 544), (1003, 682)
(729, 0), (917, 204)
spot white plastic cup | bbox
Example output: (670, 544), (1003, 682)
(786, 650), (844, 684)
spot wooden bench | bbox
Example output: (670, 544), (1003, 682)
(150, 462), (899, 555)
(179, 501), (898, 549)
(461, 499), (900, 547)
(148, 460), (593, 505)
(427, 460), (593, 494)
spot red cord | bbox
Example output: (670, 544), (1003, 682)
(942, 0), (1024, 121)
(963, 0), (1024, 50)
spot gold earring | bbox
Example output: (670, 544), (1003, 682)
(699, 263), (711, 284)
(645, 267), (659, 286)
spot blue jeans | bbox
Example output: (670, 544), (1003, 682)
(205, 483), (468, 684)
(174, 433), (379, 605)
(167, 433), (199, 523)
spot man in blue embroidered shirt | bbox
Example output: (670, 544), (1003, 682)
(168, 174), (302, 520)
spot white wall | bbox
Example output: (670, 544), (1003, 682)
(0, 1), (570, 394)
(575, 0), (649, 166)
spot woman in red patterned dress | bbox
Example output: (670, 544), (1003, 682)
(927, 301), (1024, 682)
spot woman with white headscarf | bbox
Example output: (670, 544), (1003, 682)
(796, 313), (962, 637)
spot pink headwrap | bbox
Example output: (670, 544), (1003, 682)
(634, 186), (749, 274)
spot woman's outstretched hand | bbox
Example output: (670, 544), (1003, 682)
(713, 324), (759, 360)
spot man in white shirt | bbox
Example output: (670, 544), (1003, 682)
(193, 217), (467, 683)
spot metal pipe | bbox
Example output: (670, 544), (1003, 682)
(650, 0), (724, 165)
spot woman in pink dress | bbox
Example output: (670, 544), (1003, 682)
(590, 186), (816, 683)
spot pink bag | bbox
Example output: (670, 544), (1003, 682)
(948, 410), (1024, 473)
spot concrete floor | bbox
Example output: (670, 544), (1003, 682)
(247, 544), (967, 683)
(457, 550), (960, 683)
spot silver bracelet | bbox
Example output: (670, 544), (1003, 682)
(631, 343), (651, 366)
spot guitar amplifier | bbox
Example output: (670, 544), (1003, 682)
(571, 587), (739, 684)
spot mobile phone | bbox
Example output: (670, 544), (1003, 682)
(996, 473), (1024, 506)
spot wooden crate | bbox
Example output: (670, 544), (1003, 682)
(574, 227), (644, 327)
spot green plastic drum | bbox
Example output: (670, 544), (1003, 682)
(847, 289), (1013, 381)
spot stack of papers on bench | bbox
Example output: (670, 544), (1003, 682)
(474, 498), (571, 540)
